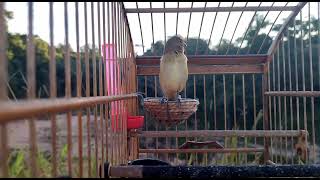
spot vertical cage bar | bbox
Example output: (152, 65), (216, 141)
(120, 3), (125, 164)
(100, 2), (108, 161)
(193, 75), (198, 164)
(213, 75), (217, 130)
(308, 2), (315, 163)
(0, 2), (6, 100)
(0, 123), (8, 178)
(75, 2), (83, 177)
(113, 1), (118, 165)
(232, 74), (238, 164)
(49, 2), (57, 177)
(252, 74), (257, 160)
(84, 2), (92, 177)
(293, 16), (300, 131)
(154, 75), (159, 159)
(242, 74), (247, 164)
(123, 2), (129, 163)
(318, 2), (320, 94)
(223, 74), (228, 163)
(164, 2), (166, 45)
(120, 3), (125, 163)
(144, 75), (149, 158)
(318, 4), (320, 158)
(223, 75), (227, 131)
(111, 2), (119, 164)
(213, 75), (217, 165)
(27, 2), (39, 177)
(272, 52), (277, 163)
(112, 1), (117, 165)
(184, 78), (188, 161)
(175, 2), (179, 35)
(97, 2), (105, 171)
(64, 2), (73, 176)
(287, 26), (294, 164)
(108, 2), (114, 166)
(102, 1), (108, 166)
(263, 61), (270, 163)
(118, 3), (122, 164)
(116, 2), (120, 164)
(281, 35), (288, 164)
(300, 11), (308, 163)
(0, 2), (8, 177)
(203, 75), (207, 165)
(117, 2), (124, 165)
(268, 58), (273, 162)
(277, 42), (282, 164)
(151, 1), (158, 153)
(91, 2), (99, 175)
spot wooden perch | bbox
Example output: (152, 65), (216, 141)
(178, 140), (224, 149)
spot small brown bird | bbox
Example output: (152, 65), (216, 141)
(159, 35), (188, 104)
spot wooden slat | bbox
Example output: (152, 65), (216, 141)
(131, 130), (307, 138)
(137, 65), (264, 75)
(139, 148), (264, 154)
(125, 6), (297, 13)
(265, 91), (320, 97)
(0, 93), (137, 123)
(136, 55), (267, 65)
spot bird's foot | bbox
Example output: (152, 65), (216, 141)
(160, 97), (168, 104)
(176, 95), (182, 108)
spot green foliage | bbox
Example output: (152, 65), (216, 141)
(6, 32), (102, 99)
(6, 144), (98, 178)
(8, 149), (30, 178)
(37, 151), (52, 178)
(7, 149), (52, 178)
(58, 144), (68, 176)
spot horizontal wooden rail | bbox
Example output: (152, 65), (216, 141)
(265, 91), (320, 97)
(125, 6), (297, 13)
(135, 55), (268, 66)
(137, 65), (264, 75)
(0, 93), (137, 124)
(139, 148), (264, 154)
(130, 130), (307, 138)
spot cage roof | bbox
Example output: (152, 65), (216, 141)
(123, 2), (306, 56)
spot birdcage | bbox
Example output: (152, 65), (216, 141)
(0, 1), (320, 178)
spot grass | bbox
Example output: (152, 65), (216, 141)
(6, 144), (99, 178)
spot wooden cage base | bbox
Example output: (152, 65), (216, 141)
(129, 129), (308, 138)
(105, 164), (320, 178)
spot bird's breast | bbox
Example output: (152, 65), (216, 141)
(159, 53), (188, 95)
